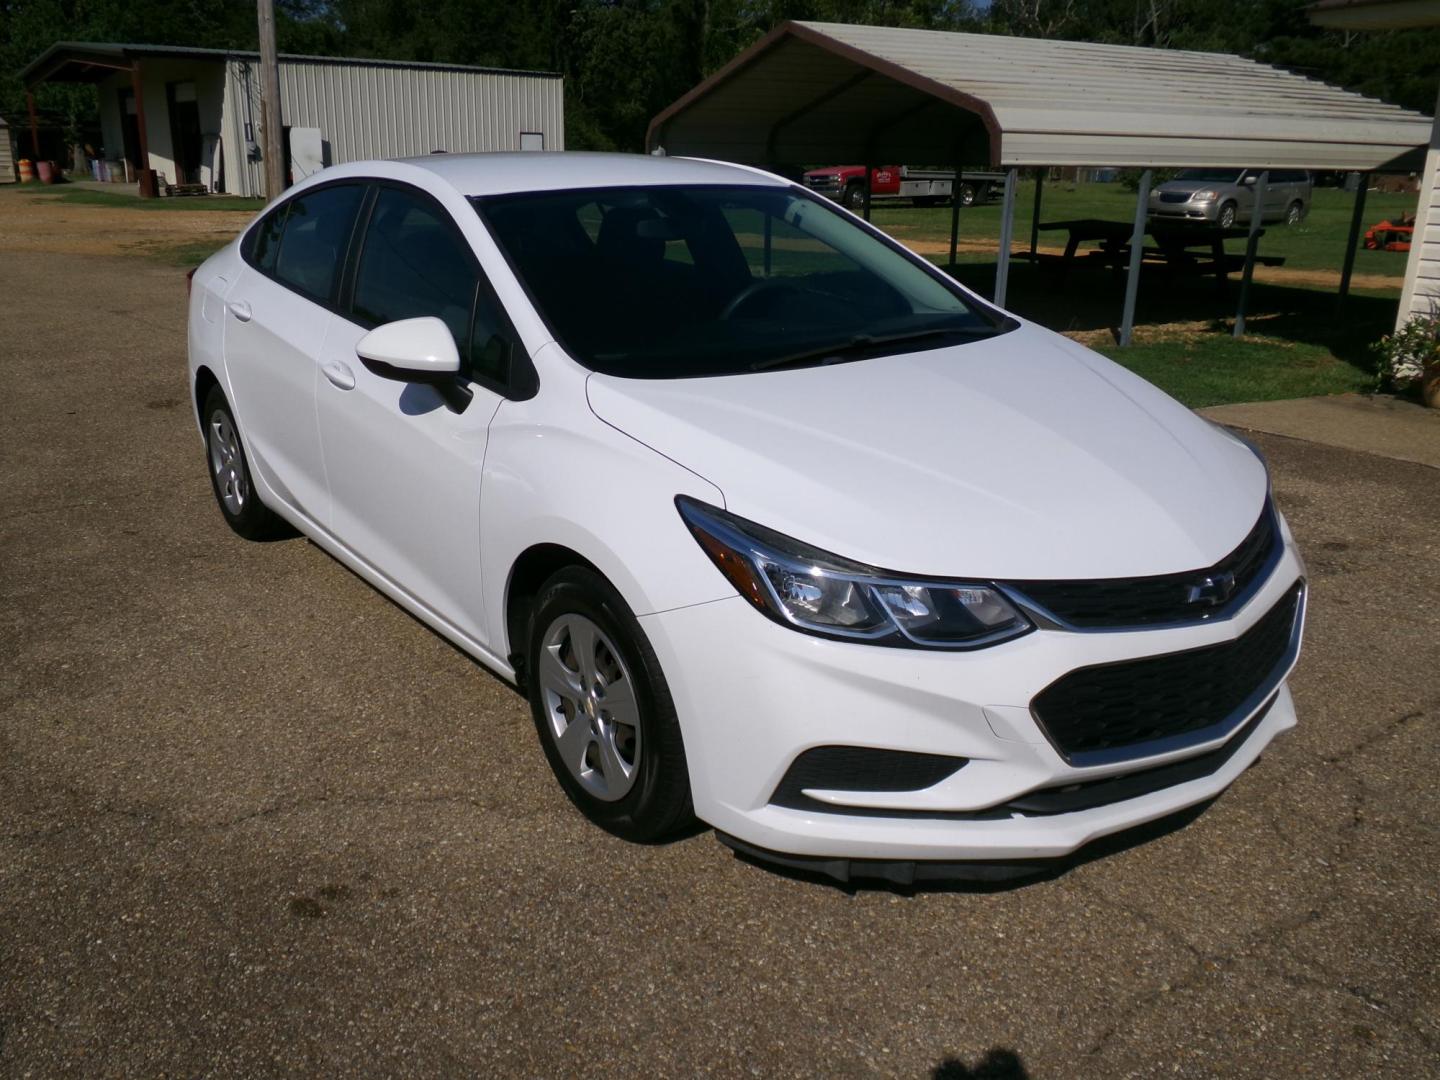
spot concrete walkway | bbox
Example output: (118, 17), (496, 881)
(1202, 393), (1440, 470)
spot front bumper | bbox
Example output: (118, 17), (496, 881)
(1149, 197), (1219, 222)
(639, 538), (1304, 865)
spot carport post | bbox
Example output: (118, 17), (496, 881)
(1337, 172), (1369, 310)
(949, 167), (962, 266)
(1119, 169), (1152, 348)
(1029, 168), (1045, 259)
(862, 163), (874, 222)
(130, 62), (156, 198)
(994, 168), (1018, 307)
(1233, 170), (1270, 337)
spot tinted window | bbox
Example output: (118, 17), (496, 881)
(248, 205), (287, 273)
(477, 185), (1000, 379)
(351, 186), (510, 384)
(272, 184), (364, 303)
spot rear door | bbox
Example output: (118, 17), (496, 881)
(314, 182), (526, 644)
(223, 182), (365, 522)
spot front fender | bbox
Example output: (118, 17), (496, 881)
(479, 392), (732, 655)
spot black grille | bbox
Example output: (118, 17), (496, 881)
(1159, 191), (1192, 203)
(1031, 584), (1302, 764)
(770, 746), (967, 812)
(1007, 502), (1278, 628)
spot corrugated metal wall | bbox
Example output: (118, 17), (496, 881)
(222, 58), (563, 197)
(0, 119), (15, 182)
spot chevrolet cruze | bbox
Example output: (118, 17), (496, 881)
(187, 152), (1306, 882)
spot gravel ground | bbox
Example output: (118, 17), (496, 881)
(1, 250), (1436, 1078)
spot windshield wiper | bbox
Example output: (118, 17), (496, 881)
(749, 326), (998, 373)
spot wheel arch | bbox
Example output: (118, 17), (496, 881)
(193, 364), (221, 429)
(504, 543), (607, 686)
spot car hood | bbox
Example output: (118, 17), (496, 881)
(585, 322), (1268, 580)
(1154, 180), (1227, 196)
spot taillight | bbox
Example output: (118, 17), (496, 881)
(186, 266), (197, 297)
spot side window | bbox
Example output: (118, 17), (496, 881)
(247, 205), (287, 273)
(352, 186), (509, 384)
(272, 184), (365, 304)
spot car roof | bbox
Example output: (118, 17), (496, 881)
(391, 151), (787, 197)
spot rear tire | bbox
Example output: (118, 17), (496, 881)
(1217, 202), (1238, 229)
(201, 385), (289, 541)
(957, 183), (977, 207)
(526, 567), (694, 843)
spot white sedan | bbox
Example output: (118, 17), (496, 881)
(187, 152), (1306, 883)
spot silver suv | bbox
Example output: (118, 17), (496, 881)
(1148, 169), (1312, 229)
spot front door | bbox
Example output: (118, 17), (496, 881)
(315, 183), (518, 644)
(166, 81), (203, 185)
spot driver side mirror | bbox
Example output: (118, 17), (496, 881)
(356, 316), (472, 413)
(356, 316), (461, 379)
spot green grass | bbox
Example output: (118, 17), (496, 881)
(1095, 334), (1374, 408)
(1, 183), (264, 213)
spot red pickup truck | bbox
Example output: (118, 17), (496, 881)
(802, 166), (1006, 211)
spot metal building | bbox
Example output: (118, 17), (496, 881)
(20, 43), (564, 198)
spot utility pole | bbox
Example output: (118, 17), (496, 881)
(257, 0), (285, 200)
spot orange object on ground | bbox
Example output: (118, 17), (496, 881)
(17, 158), (33, 182)
(1364, 215), (1414, 252)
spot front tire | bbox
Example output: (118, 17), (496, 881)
(843, 182), (867, 212)
(201, 385), (289, 540)
(526, 567), (693, 842)
(1284, 200), (1304, 226)
(1217, 202), (1238, 229)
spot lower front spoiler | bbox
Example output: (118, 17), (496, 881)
(716, 796), (1219, 887)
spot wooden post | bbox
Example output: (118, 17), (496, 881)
(130, 63), (156, 197)
(949, 167), (962, 266)
(994, 168), (1017, 307)
(1233, 170), (1269, 338)
(26, 92), (41, 160)
(1119, 169), (1152, 348)
(257, 0), (286, 199)
(1337, 173), (1369, 310)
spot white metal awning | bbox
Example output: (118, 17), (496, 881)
(648, 21), (1432, 171)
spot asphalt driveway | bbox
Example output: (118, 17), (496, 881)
(1, 250), (1436, 1078)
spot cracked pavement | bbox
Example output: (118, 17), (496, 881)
(1, 250), (1437, 1078)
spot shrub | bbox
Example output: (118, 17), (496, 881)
(1371, 310), (1440, 392)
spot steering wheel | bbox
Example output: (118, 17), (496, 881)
(719, 279), (820, 321)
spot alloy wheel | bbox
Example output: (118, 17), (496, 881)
(537, 613), (641, 802)
(208, 410), (248, 515)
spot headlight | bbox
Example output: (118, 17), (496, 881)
(1190, 189), (1220, 202)
(676, 497), (1032, 649)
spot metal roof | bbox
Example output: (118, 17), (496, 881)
(22, 41), (560, 88)
(648, 20), (1432, 171)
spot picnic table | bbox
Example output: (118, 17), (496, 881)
(1036, 218), (1283, 286)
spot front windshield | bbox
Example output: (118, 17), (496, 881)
(1173, 169), (1245, 183)
(474, 184), (1005, 378)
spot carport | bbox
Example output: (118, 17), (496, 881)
(648, 22), (1432, 344)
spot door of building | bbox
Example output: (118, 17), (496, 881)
(166, 81), (203, 185)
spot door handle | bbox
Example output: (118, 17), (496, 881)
(321, 361), (356, 391)
(226, 300), (252, 322)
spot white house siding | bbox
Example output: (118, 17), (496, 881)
(1396, 95), (1440, 330)
(0, 118), (15, 182)
(223, 58), (564, 198)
